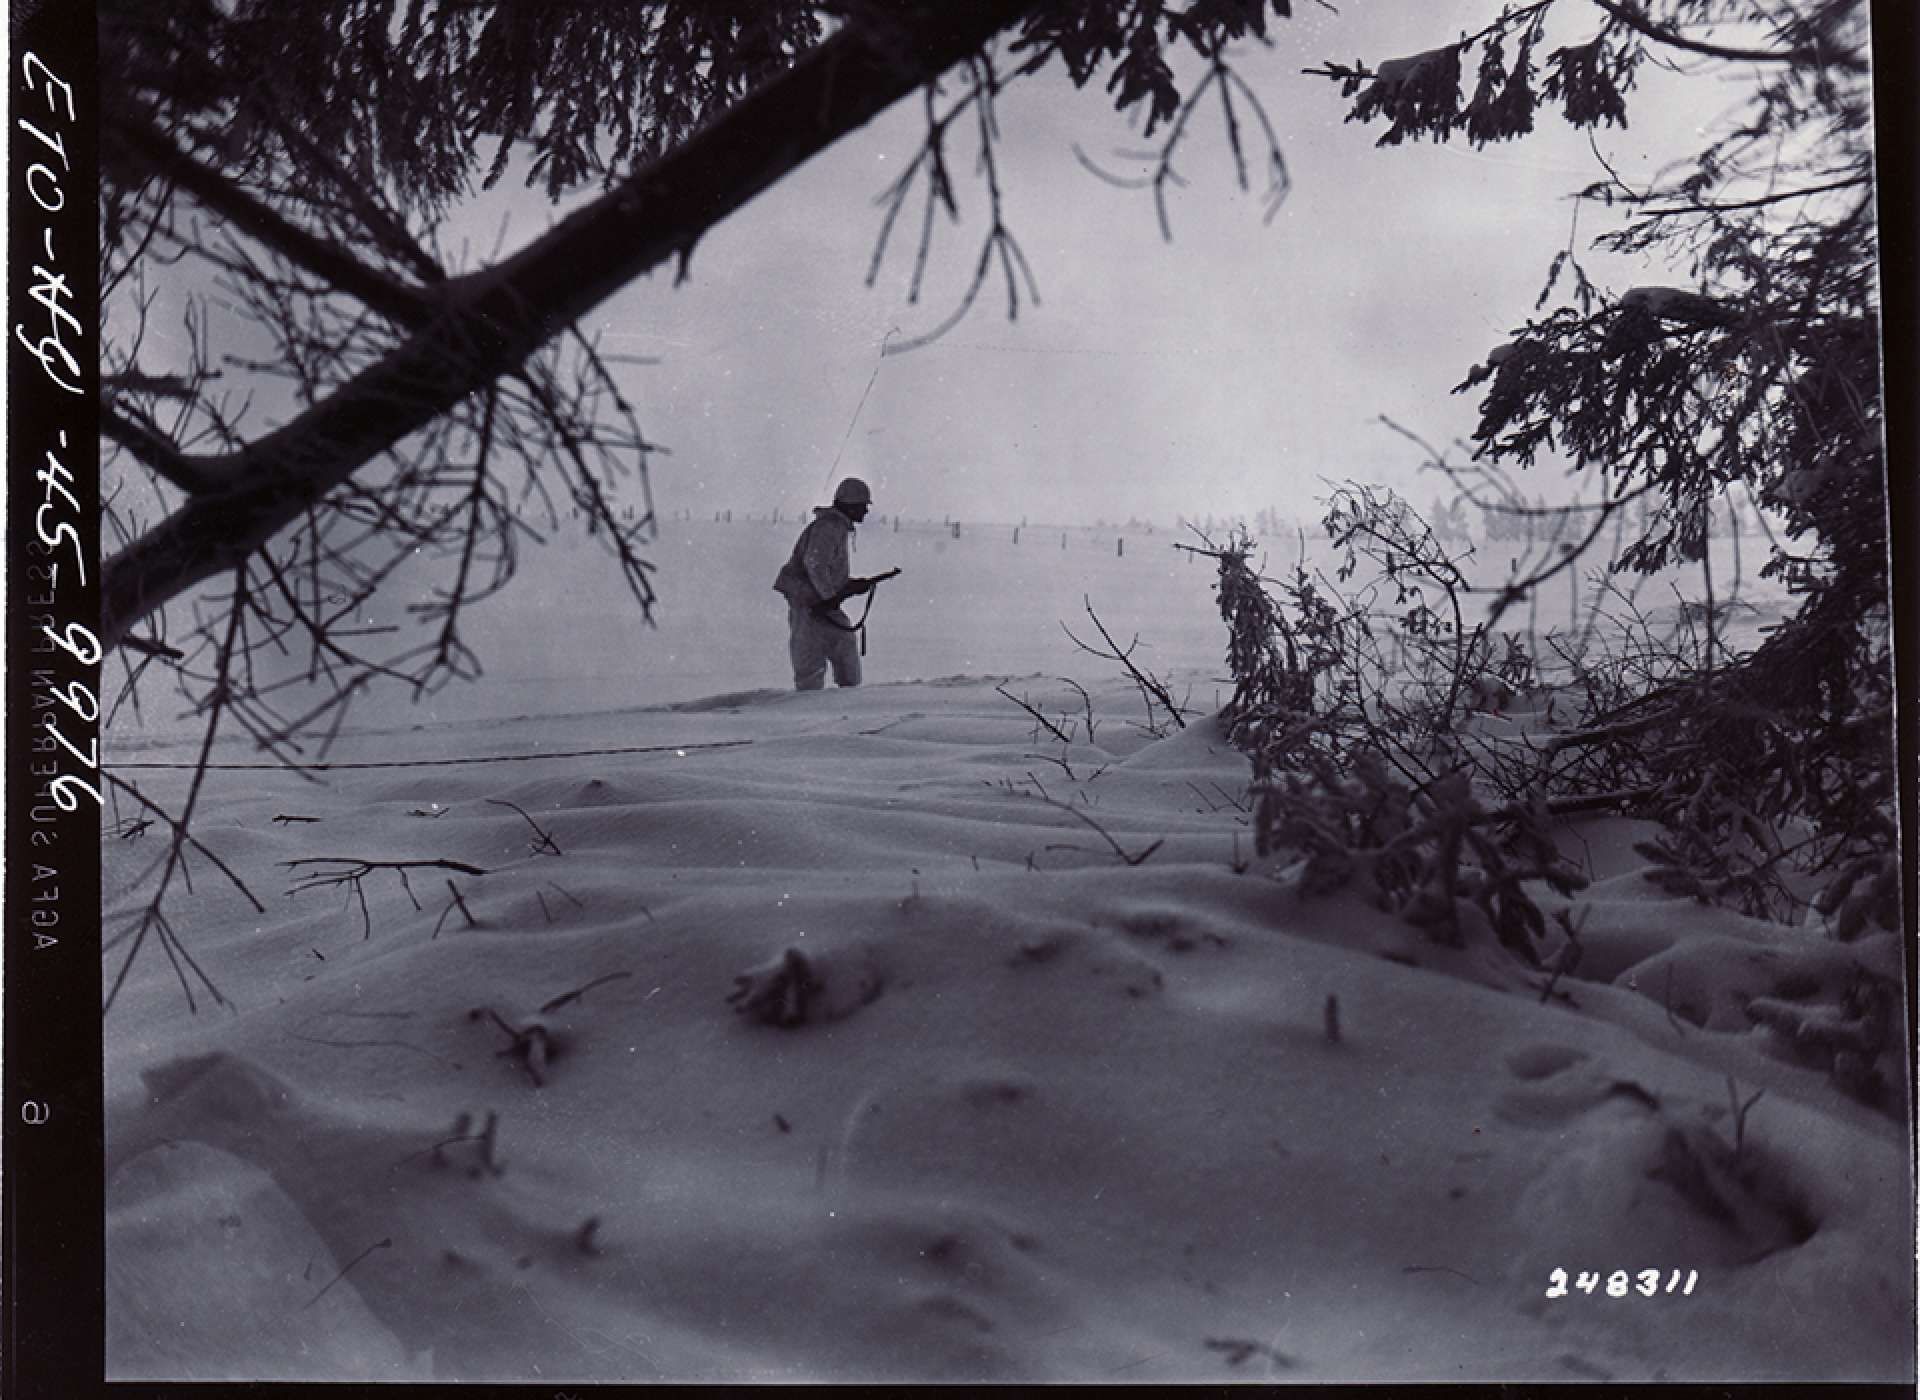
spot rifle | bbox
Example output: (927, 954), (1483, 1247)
(814, 566), (899, 609)
(813, 567), (902, 651)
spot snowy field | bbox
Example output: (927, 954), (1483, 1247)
(100, 517), (1910, 1383)
(109, 514), (1789, 738)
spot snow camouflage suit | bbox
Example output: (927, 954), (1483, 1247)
(773, 506), (862, 690)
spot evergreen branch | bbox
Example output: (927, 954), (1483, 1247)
(101, 0), (1041, 650)
(1588, 0), (1865, 70)
(108, 113), (437, 330)
(1638, 173), (1872, 217)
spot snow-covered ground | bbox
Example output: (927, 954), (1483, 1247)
(101, 520), (1909, 1383)
(110, 515), (1789, 736)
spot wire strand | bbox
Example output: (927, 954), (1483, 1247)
(822, 327), (900, 494)
(106, 738), (754, 773)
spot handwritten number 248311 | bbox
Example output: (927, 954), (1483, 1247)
(1546, 1268), (1697, 1299)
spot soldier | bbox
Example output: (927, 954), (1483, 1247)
(771, 477), (890, 691)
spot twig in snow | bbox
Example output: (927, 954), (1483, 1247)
(286, 856), (486, 940)
(487, 797), (563, 856)
(434, 880), (477, 937)
(539, 970), (632, 1014)
(408, 1110), (506, 1175)
(472, 1007), (556, 1086)
(1062, 595), (1191, 734)
(1028, 749), (1079, 782)
(303, 1237), (392, 1309)
(996, 683), (1075, 745)
(1188, 780), (1249, 814)
(1018, 787), (1163, 866)
(1210, 782), (1250, 813)
(1059, 676), (1099, 745)
(1727, 1075), (1765, 1162)
(284, 856), (487, 882)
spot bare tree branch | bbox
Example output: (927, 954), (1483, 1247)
(106, 112), (438, 331)
(1589, 0), (1865, 70)
(101, 404), (226, 494)
(101, 0), (1041, 649)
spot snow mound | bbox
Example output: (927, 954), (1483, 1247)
(103, 675), (1914, 1382)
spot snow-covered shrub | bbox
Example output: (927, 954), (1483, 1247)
(1192, 527), (1347, 768)
(1228, 478), (1895, 958)
(1256, 754), (1586, 964)
(1747, 970), (1899, 1108)
(1298, 0), (1899, 959)
(1198, 489), (1532, 792)
(1554, 612), (1898, 931)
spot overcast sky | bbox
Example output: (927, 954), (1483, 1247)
(550, 0), (1724, 528)
(108, 1), (1761, 538)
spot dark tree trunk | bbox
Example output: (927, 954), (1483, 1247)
(102, 0), (1039, 648)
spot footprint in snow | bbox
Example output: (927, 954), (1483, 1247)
(1492, 1048), (1661, 1129)
(1503, 1043), (1589, 1082)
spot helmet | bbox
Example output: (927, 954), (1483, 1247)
(833, 477), (873, 506)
